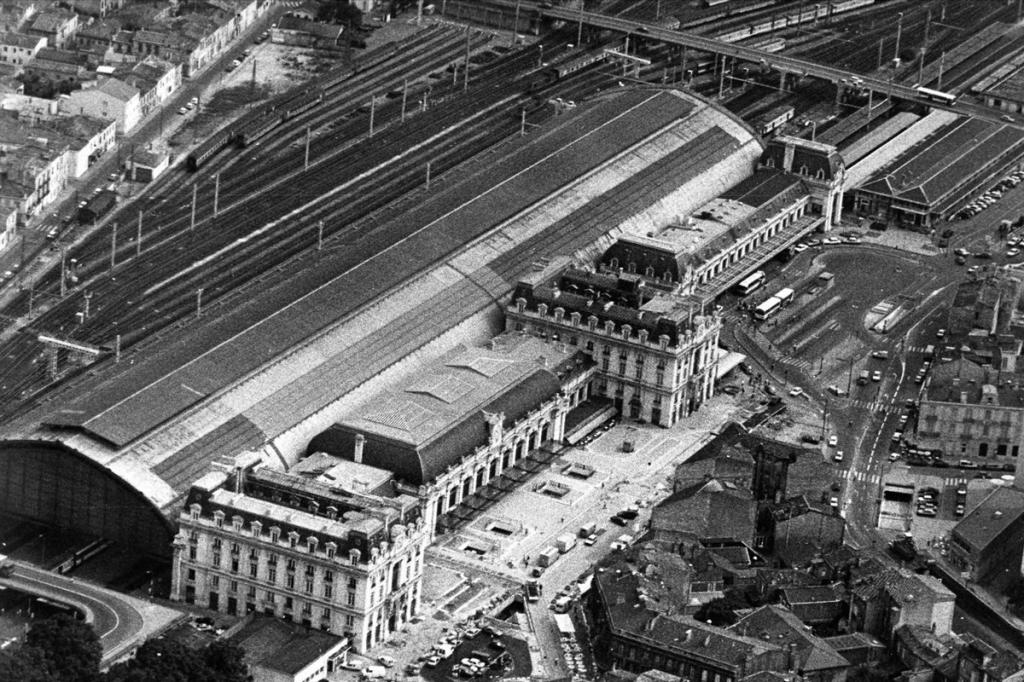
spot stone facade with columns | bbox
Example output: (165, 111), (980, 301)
(170, 453), (427, 653)
(505, 260), (722, 428)
(306, 334), (595, 536)
(759, 135), (845, 229)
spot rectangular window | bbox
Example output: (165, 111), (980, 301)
(345, 615), (355, 628)
(347, 591), (356, 606)
(286, 575), (295, 590)
(286, 559), (296, 572)
(347, 577), (357, 589)
(188, 546), (197, 561)
(304, 579), (313, 594)
(212, 575), (220, 587)
(249, 563), (258, 578)
(230, 559), (239, 574)
(266, 591), (275, 603)
(305, 564), (315, 577)
(229, 580), (237, 593)
(212, 552), (221, 568)
(268, 567), (277, 583)
(187, 568), (196, 581)
(324, 584), (333, 599)
(324, 570), (333, 583)
(322, 607), (331, 619)
(247, 585), (256, 598)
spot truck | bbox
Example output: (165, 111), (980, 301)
(578, 522), (597, 538)
(857, 369), (870, 385)
(556, 533), (577, 553)
(537, 545), (560, 567)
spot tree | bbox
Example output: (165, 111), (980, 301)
(694, 597), (740, 626)
(23, 614), (102, 682)
(202, 640), (250, 682)
(103, 638), (250, 682)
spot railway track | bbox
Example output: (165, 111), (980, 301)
(0, 39), (615, 418)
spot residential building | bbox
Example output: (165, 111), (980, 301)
(171, 452), (429, 653)
(778, 585), (845, 629)
(0, 31), (43, 65)
(42, 114), (114, 177)
(589, 564), (788, 679)
(0, 120), (72, 221)
(0, 92), (58, 122)
(67, 0), (123, 19)
(0, 1), (36, 33)
(915, 357), (1024, 463)
(230, 615), (348, 682)
(120, 56), (180, 115)
(0, 205), (15, 252)
(306, 334), (595, 536)
(947, 485), (1024, 584)
(505, 257), (722, 427)
(650, 478), (757, 553)
(671, 436), (755, 492)
(23, 54), (87, 90)
(26, 10), (76, 49)
(893, 624), (959, 678)
(847, 568), (955, 643)
(731, 606), (850, 682)
(73, 18), (119, 51)
(955, 633), (1024, 682)
(62, 76), (140, 133)
(763, 496), (845, 566)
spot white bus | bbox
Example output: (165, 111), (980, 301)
(734, 270), (766, 296)
(775, 287), (794, 306)
(916, 86), (957, 106)
(754, 296), (783, 321)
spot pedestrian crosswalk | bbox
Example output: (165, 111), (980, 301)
(942, 477), (969, 487)
(849, 399), (900, 413)
(850, 471), (881, 485)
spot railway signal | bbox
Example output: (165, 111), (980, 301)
(190, 184), (197, 231)
(137, 210), (143, 257)
(213, 173), (221, 217)
(110, 221), (117, 273)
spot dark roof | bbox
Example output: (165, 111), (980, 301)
(951, 485), (1024, 554)
(859, 117), (1024, 210)
(652, 478), (756, 543)
(730, 606), (850, 673)
(230, 616), (346, 675)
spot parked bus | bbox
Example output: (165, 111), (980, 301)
(774, 287), (795, 306)
(734, 270), (766, 296)
(754, 296), (782, 321)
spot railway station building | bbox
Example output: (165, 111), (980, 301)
(305, 334), (595, 535)
(851, 116), (1024, 229)
(172, 452), (427, 653)
(504, 259), (720, 427)
(0, 86), (772, 559)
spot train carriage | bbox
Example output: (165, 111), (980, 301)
(187, 127), (235, 171)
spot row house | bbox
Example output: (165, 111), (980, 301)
(73, 19), (119, 52)
(0, 205), (14, 253)
(42, 113), (114, 177)
(120, 56), (180, 116)
(62, 75), (139, 133)
(68, 0), (124, 19)
(0, 137), (72, 222)
(24, 55), (87, 91)
(0, 1), (36, 33)
(27, 10), (76, 49)
(0, 31), (43, 66)
(184, 0), (271, 76)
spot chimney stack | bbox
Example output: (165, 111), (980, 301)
(354, 433), (365, 464)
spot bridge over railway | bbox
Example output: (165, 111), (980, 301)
(540, 7), (991, 116)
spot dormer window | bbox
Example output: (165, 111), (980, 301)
(815, 169), (825, 180)
(251, 521), (262, 536)
(189, 503), (201, 521)
(765, 157), (775, 168)
(270, 526), (281, 543)
(232, 515), (243, 532)
(307, 537), (318, 554)
(288, 531), (299, 548)
(326, 542), (337, 559)
(213, 511), (224, 528)
(799, 165), (808, 176)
